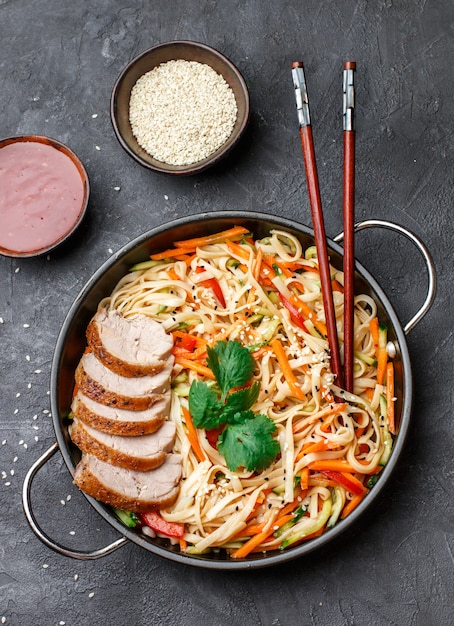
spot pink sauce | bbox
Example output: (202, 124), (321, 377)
(0, 140), (86, 254)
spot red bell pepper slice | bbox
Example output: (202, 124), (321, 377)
(320, 470), (366, 496)
(196, 266), (226, 308)
(279, 293), (308, 332)
(139, 511), (184, 538)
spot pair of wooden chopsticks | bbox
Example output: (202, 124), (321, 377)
(291, 61), (356, 392)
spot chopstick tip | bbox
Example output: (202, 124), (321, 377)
(291, 61), (303, 69)
(344, 61), (356, 70)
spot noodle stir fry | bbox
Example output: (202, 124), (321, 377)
(101, 226), (396, 557)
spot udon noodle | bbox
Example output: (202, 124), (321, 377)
(99, 226), (395, 557)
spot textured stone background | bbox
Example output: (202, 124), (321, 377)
(0, 1), (452, 625)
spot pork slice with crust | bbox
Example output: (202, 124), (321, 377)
(87, 309), (173, 378)
(75, 351), (173, 411)
(73, 453), (182, 512)
(70, 418), (176, 471)
(71, 391), (170, 436)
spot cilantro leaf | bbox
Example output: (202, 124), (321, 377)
(189, 381), (224, 430)
(218, 413), (280, 472)
(222, 383), (260, 423)
(206, 340), (255, 401)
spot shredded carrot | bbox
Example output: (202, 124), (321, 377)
(386, 361), (396, 434)
(174, 356), (215, 380)
(341, 493), (366, 519)
(172, 330), (207, 347)
(370, 317), (379, 355)
(150, 247), (196, 260)
(181, 406), (206, 463)
(251, 345), (271, 360)
(270, 338), (306, 401)
(307, 459), (356, 473)
(174, 226), (250, 249)
(253, 246), (263, 281)
(376, 346), (387, 386)
(225, 239), (252, 261)
(300, 466), (310, 490)
(264, 255), (293, 278)
(179, 537), (188, 551)
(231, 512), (296, 559)
(332, 279), (344, 293)
(167, 268), (181, 282)
(295, 440), (329, 462)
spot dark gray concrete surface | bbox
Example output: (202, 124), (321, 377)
(1, 1), (453, 624)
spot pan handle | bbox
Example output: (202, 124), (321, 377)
(333, 219), (436, 334)
(22, 442), (128, 560)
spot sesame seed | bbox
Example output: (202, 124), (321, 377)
(15, 267), (20, 273)
(88, 592), (95, 598)
(25, 355), (30, 361)
(13, 457), (18, 463)
(113, 187), (120, 191)
(23, 323), (30, 328)
(34, 369), (42, 374)
(13, 409), (18, 415)
(1, 440), (5, 446)
(74, 574), (79, 581)
(0, 317), (3, 324)
(95, 145), (101, 151)
(70, 531), (75, 536)
(16, 392), (20, 398)
(18, 440), (24, 445)
(67, 495), (71, 501)
(43, 564), (49, 569)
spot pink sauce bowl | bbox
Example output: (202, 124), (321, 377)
(0, 135), (89, 257)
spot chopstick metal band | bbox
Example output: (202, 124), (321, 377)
(343, 63), (355, 131)
(292, 62), (311, 128)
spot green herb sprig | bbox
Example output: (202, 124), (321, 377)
(188, 340), (280, 472)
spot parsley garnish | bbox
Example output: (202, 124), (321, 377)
(188, 340), (280, 472)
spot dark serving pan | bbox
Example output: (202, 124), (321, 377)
(22, 211), (436, 569)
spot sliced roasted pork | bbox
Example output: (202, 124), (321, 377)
(73, 453), (182, 512)
(75, 351), (173, 411)
(71, 391), (170, 436)
(87, 309), (173, 378)
(70, 418), (176, 471)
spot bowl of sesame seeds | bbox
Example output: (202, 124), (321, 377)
(110, 41), (250, 175)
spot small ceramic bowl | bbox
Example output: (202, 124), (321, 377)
(0, 135), (89, 258)
(110, 41), (250, 175)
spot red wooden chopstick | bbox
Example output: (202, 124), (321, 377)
(291, 62), (343, 388)
(343, 62), (356, 393)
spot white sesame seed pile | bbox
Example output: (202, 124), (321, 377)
(129, 59), (238, 166)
